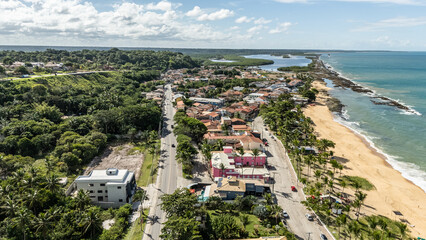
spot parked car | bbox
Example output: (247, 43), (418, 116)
(264, 142), (269, 146)
(291, 186), (297, 192)
(171, 125), (174, 128)
(320, 234), (328, 240)
(171, 144), (175, 148)
(305, 213), (314, 221)
(282, 210), (289, 218)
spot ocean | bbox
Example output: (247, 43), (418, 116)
(321, 52), (426, 192)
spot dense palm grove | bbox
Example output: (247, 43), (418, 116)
(260, 79), (411, 239)
(159, 188), (297, 240)
(0, 49), (199, 239)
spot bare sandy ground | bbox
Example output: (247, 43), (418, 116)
(304, 81), (426, 237)
(85, 144), (144, 179)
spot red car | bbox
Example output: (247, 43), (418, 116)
(291, 186), (297, 192)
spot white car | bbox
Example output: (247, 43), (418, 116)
(282, 210), (289, 218)
(305, 213), (314, 221)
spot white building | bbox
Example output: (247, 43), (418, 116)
(75, 168), (136, 208)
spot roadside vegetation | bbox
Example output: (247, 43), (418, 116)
(260, 74), (412, 239)
(173, 110), (207, 178)
(159, 188), (296, 240)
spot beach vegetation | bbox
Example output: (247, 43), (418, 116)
(342, 175), (375, 191)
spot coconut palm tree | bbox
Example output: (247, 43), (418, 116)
(396, 222), (409, 240)
(12, 207), (33, 240)
(268, 204), (283, 224)
(340, 180), (347, 197)
(355, 191), (367, 220)
(220, 163), (226, 177)
(79, 207), (102, 239)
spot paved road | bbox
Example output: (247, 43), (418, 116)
(253, 117), (334, 240)
(142, 84), (178, 240)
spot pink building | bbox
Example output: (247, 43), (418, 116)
(211, 147), (269, 180)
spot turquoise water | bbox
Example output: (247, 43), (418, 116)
(322, 52), (426, 192)
(244, 54), (311, 71)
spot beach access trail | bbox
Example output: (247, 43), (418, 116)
(304, 81), (426, 237)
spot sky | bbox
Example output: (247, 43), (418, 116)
(1, 0), (426, 50)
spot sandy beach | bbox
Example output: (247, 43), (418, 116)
(304, 81), (426, 237)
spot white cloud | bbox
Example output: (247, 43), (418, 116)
(185, 6), (202, 17)
(371, 36), (411, 47)
(235, 16), (253, 23)
(247, 25), (264, 34)
(254, 17), (272, 25)
(269, 22), (292, 33)
(185, 6), (234, 21)
(0, 0), (230, 42)
(196, 9), (234, 21)
(353, 17), (426, 31)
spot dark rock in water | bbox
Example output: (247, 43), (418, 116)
(312, 60), (412, 113)
(326, 97), (345, 113)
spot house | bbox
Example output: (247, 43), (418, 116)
(232, 125), (251, 135)
(176, 100), (185, 110)
(189, 97), (224, 107)
(75, 168), (136, 208)
(210, 147), (269, 180)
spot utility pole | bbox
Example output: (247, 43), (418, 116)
(272, 172), (276, 193)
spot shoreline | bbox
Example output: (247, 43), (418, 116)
(304, 80), (426, 237)
(313, 59), (421, 116)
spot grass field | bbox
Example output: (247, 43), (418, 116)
(132, 141), (160, 187)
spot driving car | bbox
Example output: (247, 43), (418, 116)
(305, 213), (314, 221)
(320, 234), (328, 240)
(171, 144), (175, 147)
(291, 186), (297, 192)
(282, 210), (289, 218)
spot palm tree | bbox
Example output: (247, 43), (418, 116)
(220, 163), (226, 177)
(34, 208), (60, 239)
(268, 204), (283, 224)
(45, 174), (61, 193)
(314, 170), (322, 182)
(75, 189), (91, 211)
(1, 196), (19, 217)
(355, 191), (367, 220)
(79, 207), (102, 239)
(396, 222), (408, 240)
(340, 180), (347, 197)
(12, 207), (33, 240)
(304, 154), (314, 178)
(336, 214), (347, 239)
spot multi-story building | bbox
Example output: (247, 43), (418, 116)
(210, 146), (269, 180)
(75, 168), (137, 208)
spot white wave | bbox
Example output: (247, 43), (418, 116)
(332, 113), (426, 193)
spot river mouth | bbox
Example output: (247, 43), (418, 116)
(244, 54), (312, 71)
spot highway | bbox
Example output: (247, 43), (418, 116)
(142, 84), (178, 240)
(253, 117), (334, 240)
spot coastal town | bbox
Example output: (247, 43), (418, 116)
(0, 49), (424, 240)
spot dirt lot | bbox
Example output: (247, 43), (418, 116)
(84, 144), (144, 179)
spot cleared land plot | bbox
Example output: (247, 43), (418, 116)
(85, 143), (144, 179)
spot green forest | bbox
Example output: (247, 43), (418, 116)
(0, 48), (200, 71)
(0, 71), (163, 239)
